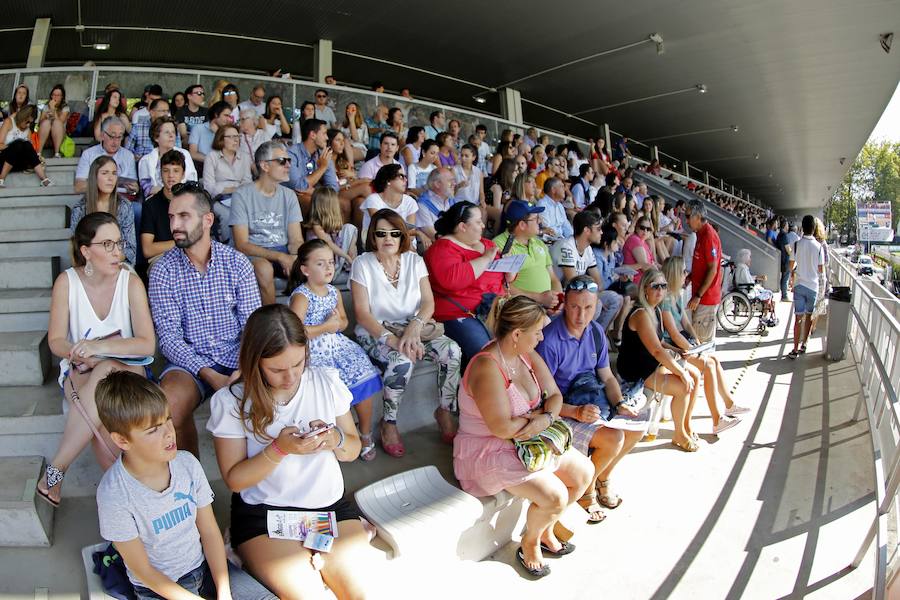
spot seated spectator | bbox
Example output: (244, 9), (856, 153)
(537, 177), (574, 241)
(291, 100), (317, 145)
(425, 202), (505, 362)
(258, 95), (292, 139)
(474, 124), (493, 175)
(453, 143), (485, 207)
(514, 153), (529, 177)
(93, 89), (131, 141)
(207, 304), (371, 599)
(289, 240), (383, 459)
(170, 91), (186, 112)
(360, 164), (429, 248)
(238, 108), (271, 178)
(340, 101), (368, 161)
(137, 116), (197, 197)
(729, 248), (775, 325)
(3, 84), (30, 119)
(387, 107), (405, 140)
(0, 106), (52, 187)
(149, 183), (261, 456)
(529, 145), (546, 173)
(492, 200), (563, 314)
(535, 155), (560, 192)
(416, 167), (458, 243)
(407, 139), (439, 193)
(220, 83), (240, 121)
(490, 140), (517, 177)
(37, 214), (155, 506)
(685, 200), (724, 344)
(351, 211), (462, 456)
(95, 372), (274, 600)
(436, 131), (457, 167)
(36, 84), (70, 158)
(401, 126), (426, 168)
(447, 118), (462, 150)
(572, 163), (596, 210)
(174, 84), (208, 141)
(365, 104), (389, 154)
(512, 171), (538, 204)
(536, 276), (643, 523)
(328, 128), (355, 182)
(189, 100), (233, 167)
(313, 89), (337, 126)
(660, 256), (749, 434)
(620, 269), (701, 452)
(358, 131), (401, 180)
(140, 150), (185, 264)
(454, 295), (593, 577)
(591, 138), (613, 177)
(552, 211), (624, 333)
(127, 97), (180, 159)
(622, 216), (657, 285)
(76, 116), (138, 194)
(202, 123), (252, 199)
(237, 84), (266, 118)
(305, 187), (358, 284)
(424, 110), (445, 140)
(70, 156), (137, 264)
(231, 141), (303, 305)
(594, 225), (634, 345)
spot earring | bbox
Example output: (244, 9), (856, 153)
(84, 260), (94, 277)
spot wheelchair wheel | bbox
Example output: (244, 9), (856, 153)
(718, 291), (753, 333)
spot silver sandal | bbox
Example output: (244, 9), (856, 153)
(37, 464), (64, 507)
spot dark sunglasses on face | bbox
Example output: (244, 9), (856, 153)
(639, 225), (653, 232)
(267, 157), (292, 165)
(565, 279), (599, 293)
(650, 282), (668, 290)
(375, 230), (402, 239)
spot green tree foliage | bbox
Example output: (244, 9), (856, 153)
(826, 140), (900, 239)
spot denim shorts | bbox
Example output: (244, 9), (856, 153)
(793, 284), (817, 315)
(158, 362), (235, 403)
(132, 560), (275, 600)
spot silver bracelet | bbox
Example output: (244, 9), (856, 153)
(410, 315), (425, 325)
(334, 426), (345, 450)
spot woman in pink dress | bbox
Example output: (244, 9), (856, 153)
(453, 296), (592, 578)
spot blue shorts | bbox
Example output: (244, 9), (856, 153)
(159, 362), (235, 402)
(793, 284), (817, 315)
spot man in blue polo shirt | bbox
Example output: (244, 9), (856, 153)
(536, 275), (643, 523)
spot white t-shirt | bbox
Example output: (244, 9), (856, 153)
(551, 236), (596, 283)
(407, 162), (436, 190)
(793, 235), (824, 292)
(359, 192), (418, 238)
(350, 252), (428, 337)
(315, 106), (338, 127)
(453, 165), (483, 204)
(206, 367), (352, 508)
(237, 99), (266, 118)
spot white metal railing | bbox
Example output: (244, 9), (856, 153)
(830, 251), (900, 600)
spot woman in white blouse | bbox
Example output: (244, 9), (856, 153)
(137, 116), (197, 197)
(350, 210), (461, 457)
(202, 124), (252, 199)
(406, 139), (439, 196)
(453, 143), (485, 207)
(340, 102), (368, 162)
(207, 304), (372, 599)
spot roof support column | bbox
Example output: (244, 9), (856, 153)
(314, 39), (332, 84)
(682, 161), (690, 177)
(650, 145), (659, 162)
(601, 123), (611, 154)
(24, 18), (51, 92)
(499, 88), (523, 125)
(703, 171), (709, 185)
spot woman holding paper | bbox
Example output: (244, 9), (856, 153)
(39, 213), (156, 507)
(424, 201), (507, 365)
(208, 304), (372, 600)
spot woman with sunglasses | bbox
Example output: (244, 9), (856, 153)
(38, 212), (156, 507)
(70, 156), (137, 264)
(0, 105), (53, 187)
(360, 163), (432, 249)
(619, 269), (701, 452)
(350, 209), (462, 456)
(621, 216), (657, 286)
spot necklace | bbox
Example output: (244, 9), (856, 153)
(496, 347), (518, 377)
(377, 256), (400, 285)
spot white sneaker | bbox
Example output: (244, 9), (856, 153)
(713, 416), (741, 435)
(724, 404), (751, 417)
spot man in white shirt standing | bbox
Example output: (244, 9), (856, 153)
(787, 214), (825, 358)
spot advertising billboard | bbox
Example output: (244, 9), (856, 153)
(857, 201), (895, 242)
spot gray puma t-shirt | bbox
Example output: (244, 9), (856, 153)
(97, 451), (214, 586)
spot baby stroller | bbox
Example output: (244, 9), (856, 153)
(717, 260), (778, 334)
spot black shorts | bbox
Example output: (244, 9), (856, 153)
(229, 492), (361, 548)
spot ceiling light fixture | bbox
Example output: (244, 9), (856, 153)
(473, 96), (487, 104)
(649, 32), (665, 55)
(93, 43), (109, 50)
(731, 125), (739, 133)
(696, 84), (708, 94)
(573, 83), (707, 116)
(76, 0), (111, 51)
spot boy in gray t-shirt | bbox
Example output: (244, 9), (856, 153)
(95, 371), (274, 600)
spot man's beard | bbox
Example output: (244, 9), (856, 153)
(173, 221), (204, 249)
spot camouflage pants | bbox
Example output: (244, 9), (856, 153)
(356, 332), (461, 423)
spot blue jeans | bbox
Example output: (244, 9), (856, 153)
(780, 269), (790, 299)
(133, 561), (275, 600)
(596, 290), (624, 331)
(443, 316), (492, 367)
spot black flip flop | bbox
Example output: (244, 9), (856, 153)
(36, 486), (60, 508)
(516, 547), (551, 578)
(539, 541), (576, 557)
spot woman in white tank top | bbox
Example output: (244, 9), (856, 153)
(38, 213), (156, 507)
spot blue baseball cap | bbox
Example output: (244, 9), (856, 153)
(504, 200), (544, 225)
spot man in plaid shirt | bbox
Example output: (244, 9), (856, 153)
(149, 183), (261, 456)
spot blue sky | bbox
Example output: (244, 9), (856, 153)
(869, 81), (900, 143)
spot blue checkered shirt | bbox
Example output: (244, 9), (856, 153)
(126, 116), (183, 159)
(149, 241), (261, 375)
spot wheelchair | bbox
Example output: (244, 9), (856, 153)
(716, 260), (778, 334)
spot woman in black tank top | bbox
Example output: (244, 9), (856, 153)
(620, 269), (703, 452)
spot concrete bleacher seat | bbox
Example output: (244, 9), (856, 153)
(81, 543), (112, 600)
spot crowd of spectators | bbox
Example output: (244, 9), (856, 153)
(3, 76), (773, 592)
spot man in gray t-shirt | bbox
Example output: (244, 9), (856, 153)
(229, 140), (303, 304)
(97, 451), (214, 588)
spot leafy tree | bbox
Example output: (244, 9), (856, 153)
(826, 140), (900, 240)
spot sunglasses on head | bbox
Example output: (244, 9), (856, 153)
(565, 279), (599, 293)
(172, 181), (205, 194)
(375, 229), (402, 239)
(650, 282), (668, 290)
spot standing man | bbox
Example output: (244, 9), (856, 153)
(174, 84), (208, 142)
(685, 199), (723, 344)
(149, 183), (261, 456)
(787, 215), (825, 358)
(775, 220), (794, 301)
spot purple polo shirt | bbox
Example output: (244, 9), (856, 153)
(536, 317), (609, 395)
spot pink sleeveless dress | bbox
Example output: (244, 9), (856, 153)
(453, 351), (557, 497)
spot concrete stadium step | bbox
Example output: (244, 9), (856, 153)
(0, 229), (72, 264)
(0, 193), (80, 208)
(0, 330), (51, 386)
(0, 456), (54, 546)
(0, 185), (77, 199)
(0, 289), (53, 333)
(2, 164), (76, 188)
(0, 204), (67, 232)
(0, 256), (59, 290)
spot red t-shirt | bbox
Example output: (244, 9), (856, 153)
(690, 222), (723, 305)
(424, 237), (505, 321)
